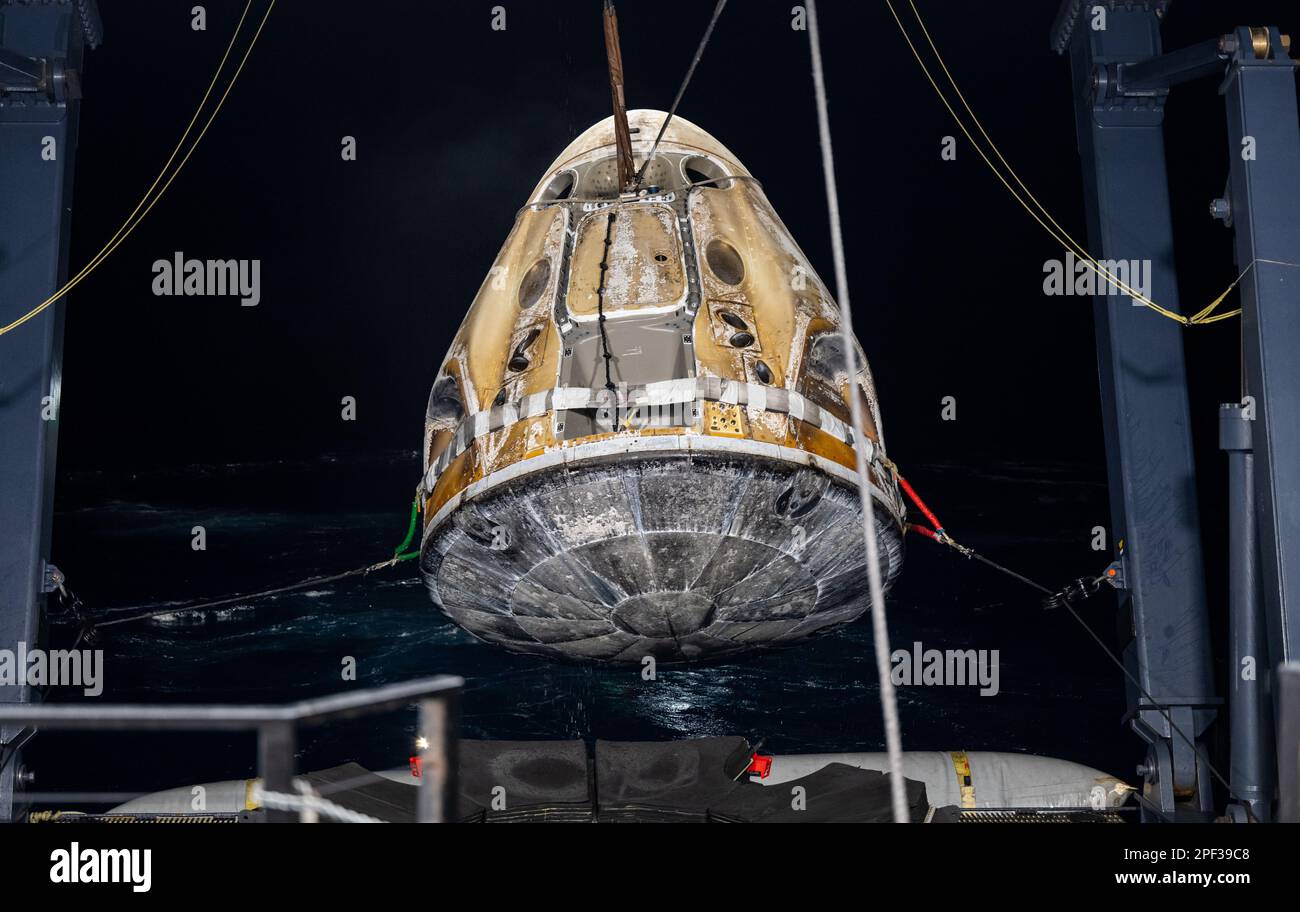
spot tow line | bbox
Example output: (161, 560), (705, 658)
(50, 494), (422, 640)
(888, 465), (1239, 809)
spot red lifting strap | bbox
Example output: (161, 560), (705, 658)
(895, 473), (946, 537)
(906, 522), (939, 542)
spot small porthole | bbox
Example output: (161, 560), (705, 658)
(539, 170), (576, 202)
(705, 239), (745, 285)
(682, 155), (731, 189)
(426, 376), (465, 431)
(508, 354), (531, 372)
(493, 388), (508, 407)
(515, 327), (541, 355)
(518, 259), (551, 310)
(719, 311), (748, 331)
(654, 253), (668, 263)
(754, 360), (773, 384)
(729, 331), (754, 348)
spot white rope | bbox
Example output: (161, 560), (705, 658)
(255, 782), (386, 824)
(806, 0), (908, 823)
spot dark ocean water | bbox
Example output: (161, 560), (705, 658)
(31, 452), (1139, 807)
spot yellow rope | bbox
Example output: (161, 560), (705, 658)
(886, 0), (1298, 326)
(0, 0), (275, 338)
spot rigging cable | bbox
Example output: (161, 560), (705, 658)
(893, 466), (1242, 807)
(632, 0), (728, 188)
(68, 493), (421, 631)
(883, 0), (1300, 326)
(91, 555), (413, 630)
(0, 0), (277, 338)
(806, 0), (909, 823)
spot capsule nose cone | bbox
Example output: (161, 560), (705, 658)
(529, 109), (751, 200)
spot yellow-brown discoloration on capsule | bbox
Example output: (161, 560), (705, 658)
(423, 112), (895, 524)
(460, 207), (565, 410)
(425, 449), (475, 520)
(690, 180), (838, 387)
(569, 206), (685, 315)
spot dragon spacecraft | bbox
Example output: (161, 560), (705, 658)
(417, 108), (905, 663)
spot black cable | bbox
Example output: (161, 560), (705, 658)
(1057, 596), (1235, 803)
(633, 0), (729, 187)
(76, 558), (408, 630)
(919, 533), (1240, 806)
(966, 550), (1053, 596)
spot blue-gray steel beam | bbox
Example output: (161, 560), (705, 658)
(1116, 38), (1226, 95)
(1221, 404), (1273, 821)
(1054, 2), (1216, 816)
(0, 1), (95, 822)
(1221, 27), (1300, 672)
(1280, 663), (1300, 822)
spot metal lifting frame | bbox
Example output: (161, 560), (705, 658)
(1053, 1), (1300, 820)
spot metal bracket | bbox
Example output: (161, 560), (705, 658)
(0, 48), (81, 103)
(1101, 557), (1126, 591)
(1108, 37), (1230, 98)
(0, 46), (46, 92)
(40, 562), (65, 595)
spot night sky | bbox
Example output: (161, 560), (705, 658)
(53, 0), (1299, 623)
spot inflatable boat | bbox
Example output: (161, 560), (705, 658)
(94, 739), (1132, 823)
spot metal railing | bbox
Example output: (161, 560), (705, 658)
(0, 675), (463, 823)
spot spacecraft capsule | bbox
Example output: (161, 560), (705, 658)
(419, 110), (905, 663)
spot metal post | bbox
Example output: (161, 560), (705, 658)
(417, 689), (460, 823)
(416, 700), (441, 822)
(1220, 26), (1300, 670)
(1279, 663), (1300, 823)
(443, 684), (460, 822)
(257, 722), (297, 824)
(1220, 404), (1274, 821)
(1052, 1), (1216, 817)
(0, 0), (100, 824)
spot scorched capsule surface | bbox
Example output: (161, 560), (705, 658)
(419, 110), (904, 663)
